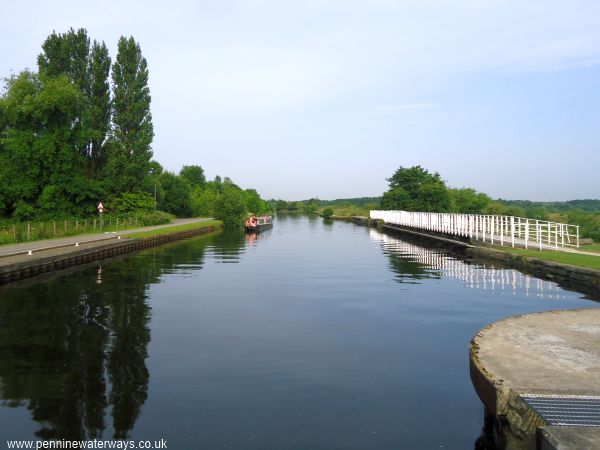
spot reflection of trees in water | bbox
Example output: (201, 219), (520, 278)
(209, 228), (246, 261)
(0, 236), (209, 439)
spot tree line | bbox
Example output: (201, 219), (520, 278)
(380, 166), (599, 241)
(0, 28), (271, 227)
(273, 166), (600, 241)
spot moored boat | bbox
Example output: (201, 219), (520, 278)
(244, 215), (273, 233)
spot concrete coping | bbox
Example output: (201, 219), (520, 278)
(470, 308), (600, 449)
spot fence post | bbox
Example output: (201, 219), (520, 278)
(53, 221), (56, 236)
(511, 216), (515, 247)
(27, 222), (31, 240)
(576, 226), (580, 248)
(524, 219), (529, 249)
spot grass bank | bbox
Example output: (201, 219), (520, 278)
(125, 219), (222, 239)
(319, 205), (371, 219)
(0, 211), (174, 245)
(490, 246), (600, 270)
(581, 243), (600, 254)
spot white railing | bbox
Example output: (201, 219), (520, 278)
(370, 210), (579, 250)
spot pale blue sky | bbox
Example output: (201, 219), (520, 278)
(2, 0), (599, 200)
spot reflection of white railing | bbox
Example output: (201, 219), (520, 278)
(370, 229), (563, 297)
(370, 210), (579, 250)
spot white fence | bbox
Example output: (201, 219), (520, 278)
(370, 210), (579, 250)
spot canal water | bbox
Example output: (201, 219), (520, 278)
(0, 214), (597, 449)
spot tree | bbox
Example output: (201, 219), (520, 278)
(275, 200), (288, 211)
(214, 185), (247, 227)
(322, 208), (334, 219)
(106, 36), (153, 194)
(179, 165), (206, 189)
(387, 166), (442, 197)
(191, 185), (218, 217)
(38, 28), (112, 178)
(304, 198), (319, 214)
(157, 172), (192, 217)
(416, 182), (452, 212)
(87, 41), (112, 177)
(243, 189), (270, 214)
(381, 166), (451, 212)
(449, 188), (492, 214)
(380, 187), (411, 210)
(0, 70), (94, 217)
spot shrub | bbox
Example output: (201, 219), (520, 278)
(111, 192), (156, 213)
(322, 208), (334, 219)
(131, 210), (174, 226)
(12, 202), (35, 221)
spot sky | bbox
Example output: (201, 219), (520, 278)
(1, 0), (599, 201)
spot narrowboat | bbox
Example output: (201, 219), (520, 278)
(244, 215), (273, 233)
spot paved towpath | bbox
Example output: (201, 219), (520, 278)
(0, 218), (213, 258)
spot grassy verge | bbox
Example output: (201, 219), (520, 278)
(492, 246), (600, 270)
(318, 205), (371, 218)
(0, 211), (174, 246)
(580, 243), (600, 253)
(124, 220), (223, 239)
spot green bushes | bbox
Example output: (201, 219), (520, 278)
(214, 185), (248, 227)
(111, 192), (156, 213)
(131, 210), (173, 226)
(322, 208), (334, 219)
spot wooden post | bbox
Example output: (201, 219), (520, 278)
(53, 221), (56, 236)
(94, 218), (96, 230)
(27, 222), (30, 240)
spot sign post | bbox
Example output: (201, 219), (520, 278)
(97, 202), (104, 232)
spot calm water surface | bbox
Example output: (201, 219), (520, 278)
(0, 214), (597, 449)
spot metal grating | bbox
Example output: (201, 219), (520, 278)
(521, 394), (600, 427)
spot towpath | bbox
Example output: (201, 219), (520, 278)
(0, 218), (212, 258)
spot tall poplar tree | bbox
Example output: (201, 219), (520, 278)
(88, 41), (111, 177)
(37, 28), (112, 178)
(106, 36), (153, 194)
